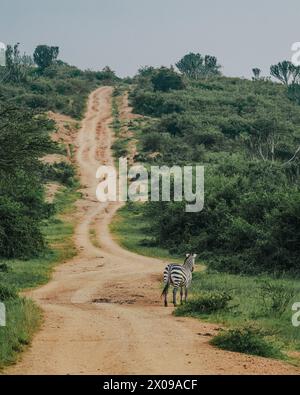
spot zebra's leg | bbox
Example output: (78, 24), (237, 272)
(180, 287), (183, 305)
(185, 287), (188, 303)
(173, 287), (178, 307)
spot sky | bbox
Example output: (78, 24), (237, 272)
(0, 0), (300, 78)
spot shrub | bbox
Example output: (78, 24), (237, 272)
(151, 67), (185, 92)
(112, 139), (129, 157)
(175, 291), (232, 315)
(0, 284), (17, 300)
(258, 280), (296, 318)
(42, 162), (75, 187)
(0, 263), (9, 272)
(23, 93), (51, 109)
(0, 197), (44, 259)
(210, 327), (283, 359)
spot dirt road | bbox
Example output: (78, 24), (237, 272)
(7, 87), (300, 375)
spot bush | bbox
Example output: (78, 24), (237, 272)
(210, 327), (283, 359)
(42, 162), (75, 187)
(0, 197), (44, 259)
(175, 291), (232, 315)
(0, 284), (17, 300)
(258, 280), (296, 318)
(23, 93), (51, 109)
(112, 139), (129, 157)
(0, 263), (9, 272)
(151, 67), (185, 92)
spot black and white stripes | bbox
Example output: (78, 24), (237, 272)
(162, 253), (197, 307)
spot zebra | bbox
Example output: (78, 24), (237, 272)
(161, 253), (197, 307)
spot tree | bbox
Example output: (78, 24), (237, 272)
(151, 67), (185, 92)
(33, 45), (59, 70)
(270, 61), (300, 85)
(252, 68), (261, 81)
(100, 66), (117, 80)
(3, 43), (27, 83)
(0, 104), (56, 258)
(176, 52), (221, 79)
(176, 53), (203, 79)
(204, 55), (221, 77)
(137, 66), (155, 78)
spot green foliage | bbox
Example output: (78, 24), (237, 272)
(175, 291), (232, 315)
(3, 43), (28, 83)
(112, 139), (129, 157)
(0, 283), (17, 300)
(129, 71), (300, 274)
(0, 298), (41, 368)
(210, 327), (283, 359)
(176, 52), (221, 79)
(111, 204), (300, 354)
(0, 196), (45, 258)
(42, 162), (75, 187)
(252, 68), (261, 81)
(0, 184), (79, 368)
(258, 280), (296, 318)
(0, 43), (118, 118)
(151, 67), (185, 92)
(0, 105), (56, 259)
(270, 61), (300, 85)
(0, 43), (112, 368)
(287, 83), (300, 104)
(33, 45), (59, 70)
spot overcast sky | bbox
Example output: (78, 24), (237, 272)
(0, 0), (300, 78)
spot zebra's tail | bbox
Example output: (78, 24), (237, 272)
(161, 267), (171, 298)
(161, 282), (169, 298)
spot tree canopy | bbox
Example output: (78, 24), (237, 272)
(176, 52), (221, 79)
(33, 45), (59, 70)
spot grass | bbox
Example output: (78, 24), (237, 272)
(210, 327), (284, 360)
(110, 203), (182, 263)
(176, 272), (300, 353)
(110, 201), (300, 362)
(0, 184), (80, 368)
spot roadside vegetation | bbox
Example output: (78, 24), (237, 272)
(111, 203), (300, 362)
(0, 184), (80, 368)
(0, 42), (117, 368)
(110, 53), (300, 361)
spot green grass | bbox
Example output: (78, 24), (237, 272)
(0, 185), (80, 368)
(110, 201), (300, 362)
(177, 272), (300, 353)
(210, 327), (284, 360)
(0, 298), (42, 368)
(110, 203), (182, 263)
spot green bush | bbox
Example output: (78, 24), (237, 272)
(210, 327), (283, 359)
(0, 196), (44, 259)
(151, 67), (185, 92)
(112, 139), (129, 157)
(258, 280), (296, 318)
(129, 70), (300, 275)
(0, 284), (17, 300)
(175, 291), (232, 315)
(42, 162), (75, 187)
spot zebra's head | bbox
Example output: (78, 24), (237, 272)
(184, 253), (197, 271)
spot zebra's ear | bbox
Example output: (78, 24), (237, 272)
(193, 254), (197, 258)
(186, 253), (190, 258)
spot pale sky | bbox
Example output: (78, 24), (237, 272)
(0, 0), (299, 78)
